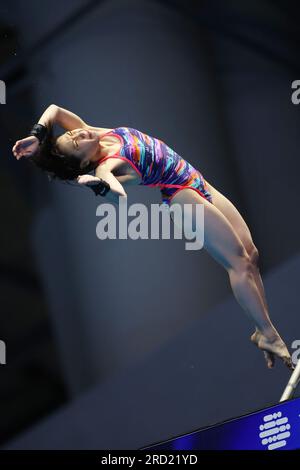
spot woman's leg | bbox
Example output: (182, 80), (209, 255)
(205, 180), (268, 309)
(204, 179), (277, 367)
(169, 188), (293, 370)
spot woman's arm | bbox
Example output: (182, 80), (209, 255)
(113, 174), (139, 185)
(78, 173), (127, 205)
(77, 160), (127, 205)
(95, 162), (127, 205)
(37, 104), (87, 130)
(12, 104), (105, 159)
(39, 104), (112, 133)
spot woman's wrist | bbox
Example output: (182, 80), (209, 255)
(29, 123), (49, 145)
(89, 178), (111, 196)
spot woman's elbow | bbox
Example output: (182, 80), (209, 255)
(101, 190), (127, 205)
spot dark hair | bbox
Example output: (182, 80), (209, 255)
(29, 127), (98, 180)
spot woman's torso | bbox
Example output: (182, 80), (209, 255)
(97, 126), (202, 188)
(97, 128), (142, 184)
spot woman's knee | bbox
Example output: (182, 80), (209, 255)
(246, 244), (259, 268)
(228, 250), (253, 277)
(251, 246), (259, 268)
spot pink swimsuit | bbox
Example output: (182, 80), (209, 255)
(97, 126), (213, 206)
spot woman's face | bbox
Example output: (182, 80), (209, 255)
(56, 128), (100, 168)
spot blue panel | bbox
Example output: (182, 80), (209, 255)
(144, 397), (300, 450)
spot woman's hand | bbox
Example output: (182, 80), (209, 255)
(76, 174), (101, 186)
(12, 136), (39, 160)
(78, 171), (125, 203)
(77, 174), (112, 197)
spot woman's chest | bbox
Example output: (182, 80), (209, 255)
(100, 134), (142, 183)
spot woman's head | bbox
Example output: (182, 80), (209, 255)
(56, 128), (100, 164)
(30, 127), (100, 180)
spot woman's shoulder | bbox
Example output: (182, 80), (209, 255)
(84, 125), (115, 136)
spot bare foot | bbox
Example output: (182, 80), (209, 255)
(250, 330), (294, 371)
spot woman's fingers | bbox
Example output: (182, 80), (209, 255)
(77, 175), (100, 185)
(12, 148), (20, 159)
(12, 141), (23, 159)
(13, 141), (21, 151)
(76, 176), (84, 184)
(12, 142), (23, 160)
(13, 141), (38, 159)
(13, 148), (27, 160)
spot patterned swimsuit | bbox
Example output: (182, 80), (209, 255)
(97, 127), (213, 206)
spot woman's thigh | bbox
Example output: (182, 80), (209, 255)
(205, 179), (256, 254)
(169, 188), (248, 271)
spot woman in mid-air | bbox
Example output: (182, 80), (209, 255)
(12, 104), (293, 371)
